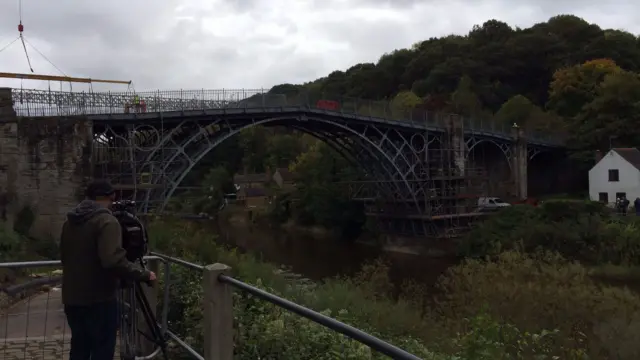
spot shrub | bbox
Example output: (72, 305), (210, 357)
(435, 251), (639, 359)
(459, 200), (640, 265)
(12, 205), (36, 236)
(0, 223), (24, 261)
(148, 219), (592, 359)
(452, 311), (588, 360)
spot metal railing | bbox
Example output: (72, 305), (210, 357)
(0, 253), (423, 360)
(6, 88), (564, 146)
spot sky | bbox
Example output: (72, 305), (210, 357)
(0, 0), (638, 92)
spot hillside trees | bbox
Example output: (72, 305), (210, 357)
(264, 15), (640, 168)
(545, 59), (640, 163)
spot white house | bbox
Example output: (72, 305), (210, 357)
(589, 148), (640, 205)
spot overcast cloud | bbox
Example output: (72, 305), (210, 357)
(0, 0), (637, 91)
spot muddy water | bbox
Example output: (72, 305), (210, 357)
(213, 223), (457, 286)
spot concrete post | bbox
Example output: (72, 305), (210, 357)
(203, 263), (233, 360)
(511, 126), (528, 200)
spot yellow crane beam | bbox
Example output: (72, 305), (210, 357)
(0, 71), (131, 85)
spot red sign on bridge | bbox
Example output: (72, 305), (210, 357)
(315, 99), (340, 110)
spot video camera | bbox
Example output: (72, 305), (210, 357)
(111, 200), (149, 262)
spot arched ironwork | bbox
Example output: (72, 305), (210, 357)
(122, 116), (426, 222)
(465, 137), (512, 169)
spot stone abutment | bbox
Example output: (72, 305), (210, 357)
(0, 88), (91, 241)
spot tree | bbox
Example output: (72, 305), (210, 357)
(288, 141), (363, 232)
(569, 71), (640, 162)
(450, 76), (483, 117)
(391, 90), (422, 118)
(547, 59), (622, 118)
(495, 95), (562, 133)
(495, 95), (536, 127)
(191, 166), (233, 216)
(468, 20), (514, 45)
(238, 127), (269, 173)
(265, 134), (303, 170)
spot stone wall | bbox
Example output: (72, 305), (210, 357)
(0, 88), (92, 241)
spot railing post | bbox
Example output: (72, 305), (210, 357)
(203, 263), (233, 360)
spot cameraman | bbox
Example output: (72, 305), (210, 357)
(60, 179), (156, 360)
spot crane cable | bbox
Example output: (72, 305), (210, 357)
(0, 37), (19, 54)
(17, 0), (33, 72)
(2, 0), (69, 79)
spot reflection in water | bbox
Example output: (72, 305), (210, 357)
(215, 223), (457, 287)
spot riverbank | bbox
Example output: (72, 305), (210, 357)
(227, 208), (453, 254)
(151, 219), (640, 359)
(207, 217), (460, 289)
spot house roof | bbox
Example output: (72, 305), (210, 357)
(243, 187), (267, 197)
(234, 173), (268, 183)
(275, 167), (295, 181)
(613, 148), (640, 170)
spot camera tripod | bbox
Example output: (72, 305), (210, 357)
(118, 261), (169, 360)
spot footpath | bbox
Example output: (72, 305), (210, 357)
(0, 288), (72, 359)
(0, 287), (124, 360)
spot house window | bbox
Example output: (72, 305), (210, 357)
(598, 192), (608, 203)
(616, 192), (627, 200)
(608, 169), (619, 182)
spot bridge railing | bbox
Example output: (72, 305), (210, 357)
(0, 254), (423, 360)
(9, 88), (563, 146)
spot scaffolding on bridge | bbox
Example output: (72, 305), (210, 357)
(89, 90), (273, 213)
(91, 121), (175, 212)
(350, 114), (499, 239)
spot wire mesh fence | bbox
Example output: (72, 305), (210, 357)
(0, 260), (70, 360)
(0, 257), (201, 360)
(8, 88), (563, 146)
(0, 254), (424, 359)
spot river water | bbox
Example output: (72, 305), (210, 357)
(214, 223), (457, 287)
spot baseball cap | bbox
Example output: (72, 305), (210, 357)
(86, 179), (115, 199)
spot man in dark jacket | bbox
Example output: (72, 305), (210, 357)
(60, 179), (156, 360)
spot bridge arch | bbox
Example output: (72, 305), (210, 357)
(528, 148), (560, 197)
(466, 138), (511, 168)
(465, 138), (512, 198)
(125, 115), (423, 220)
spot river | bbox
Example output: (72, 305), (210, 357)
(213, 223), (457, 287)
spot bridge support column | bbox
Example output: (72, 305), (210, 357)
(511, 126), (527, 200)
(446, 115), (465, 175)
(203, 263), (233, 360)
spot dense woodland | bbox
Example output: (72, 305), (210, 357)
(177, 15), (640, 230)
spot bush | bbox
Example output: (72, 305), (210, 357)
(452, 311), (587, 360)
(435, 251), (639, 359)
(0, 223), (24, 261)
(459, 200), (640, 265)
(147, 219), (591, 359)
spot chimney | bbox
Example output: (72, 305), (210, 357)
(595, 150), (603, 163)
(265, 166), (272, 181)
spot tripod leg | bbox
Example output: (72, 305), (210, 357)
(134, 282), (170, 360)
(118, 287), (137, 360)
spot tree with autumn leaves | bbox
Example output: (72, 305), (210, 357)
(548, 59), (640, 163)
